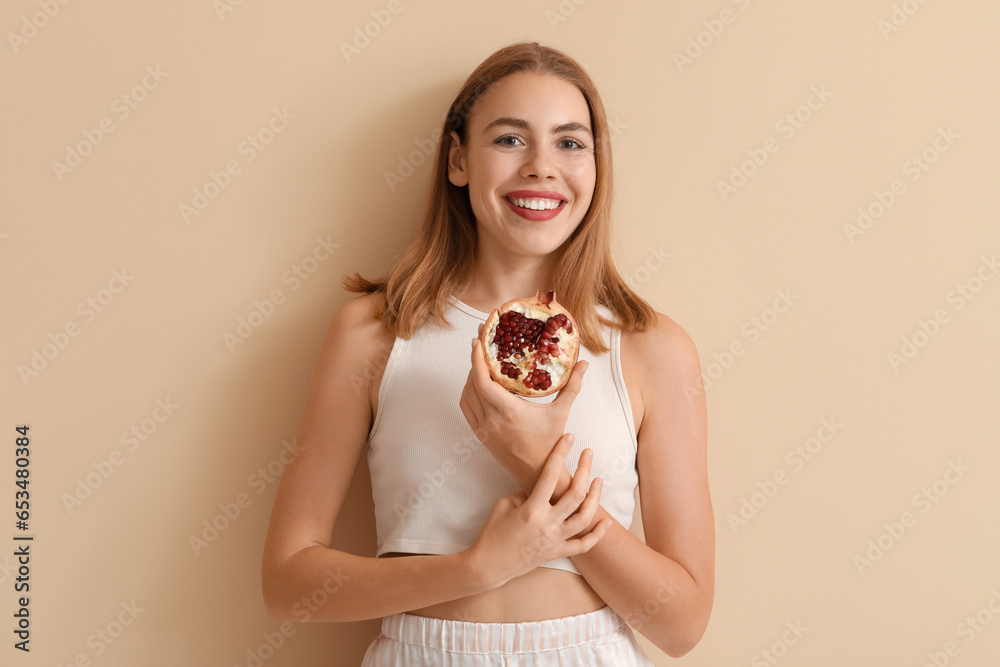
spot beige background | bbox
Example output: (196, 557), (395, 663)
(2, 0), (999, 665)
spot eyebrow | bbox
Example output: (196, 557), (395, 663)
(482, 116), (593, 137)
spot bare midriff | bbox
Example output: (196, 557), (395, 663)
(380, 552), (607, 622)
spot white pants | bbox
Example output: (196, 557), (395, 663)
(360, 604), (654, 666)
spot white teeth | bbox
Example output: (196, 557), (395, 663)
(508, 197), (563, 211)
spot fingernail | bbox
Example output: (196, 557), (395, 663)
(565, 434), (575, 445)
(584, 448), (593, 460)
(594, 477), (603, 489)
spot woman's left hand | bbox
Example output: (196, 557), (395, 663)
(459, 325), (589, 496)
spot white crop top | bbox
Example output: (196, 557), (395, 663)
(366, 295), (640, 575)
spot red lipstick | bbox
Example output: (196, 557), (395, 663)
(502, 190), (567, 221)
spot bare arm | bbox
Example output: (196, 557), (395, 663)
(264, 545), (487, 623)
(556, 314), (715, 657)
(260, 294), (488, 622)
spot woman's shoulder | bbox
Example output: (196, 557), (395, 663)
(619, 309), (704, 436)
(620, 309), (701, 384)
(331, 290), (383, 325)
(324, 292), (396, 359)
(319, 293), (397, 413)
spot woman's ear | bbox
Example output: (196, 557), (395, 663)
(447, 130), (468, 187)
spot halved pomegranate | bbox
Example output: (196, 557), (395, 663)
(480, 290), (580, 397)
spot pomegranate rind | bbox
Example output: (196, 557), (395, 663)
(479, 290), (580, 397)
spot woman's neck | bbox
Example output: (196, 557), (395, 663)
(456, 255), (559, 314)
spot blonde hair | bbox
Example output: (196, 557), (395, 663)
(343, 41), (655, 353)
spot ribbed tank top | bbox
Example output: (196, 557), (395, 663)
(366, 295), (639, 575)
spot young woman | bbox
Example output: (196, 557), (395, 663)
(261, 42), (714, 665)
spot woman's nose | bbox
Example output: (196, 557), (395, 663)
(520, 144), (557, 179)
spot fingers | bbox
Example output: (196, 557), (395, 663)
(469, 338), (492, 390)
(558, 449), (610, 552)
(562, 519), (612, 556)
(459, 365), (486, 428)
(472, 336), (519, 403)
(553, 445), (600, 521)
(526, 433), (574, 505)
(459, 341), (486, 427)
(552, 359), (589, 410)
(562, 479), (604, 536)
(458, 391), (481, 433)
(515, 440), (612, 565)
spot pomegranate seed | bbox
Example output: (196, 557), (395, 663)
(492, 310), (545, 361)
(523, 369), (551, 390)
(500, 361), (521, 379)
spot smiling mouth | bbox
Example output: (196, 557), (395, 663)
(504, 196), (566, 211)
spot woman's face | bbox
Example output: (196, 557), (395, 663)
(448, 72), (597, 261)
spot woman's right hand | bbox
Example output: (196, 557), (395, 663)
(462, 433), (611, 591)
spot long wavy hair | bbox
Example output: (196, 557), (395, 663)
(342, 41), (655, 353)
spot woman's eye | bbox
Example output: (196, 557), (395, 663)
(493, 135), (587, 150)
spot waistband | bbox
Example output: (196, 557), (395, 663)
(379, 605), (625, 654)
